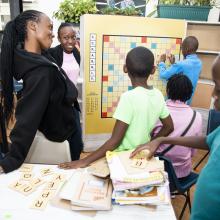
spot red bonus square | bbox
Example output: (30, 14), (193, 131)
(102, 76), (108, 81)
(141, 37), (147, 43)
(102, 112), (107, 117)
(176, 38), (182, 44)
(104, 36), (109, 42)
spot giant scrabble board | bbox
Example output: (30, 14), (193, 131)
(80, 15), (186, 150)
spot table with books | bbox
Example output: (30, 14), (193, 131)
(0, 151), (176, 220)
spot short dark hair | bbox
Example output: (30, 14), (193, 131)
(126, 46), (154, 78)
(182, 36), (199, 52)
(167, 74), (193, 102)
(58, 22), (75, 37)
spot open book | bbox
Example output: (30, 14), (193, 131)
(58, 170), (112, 211)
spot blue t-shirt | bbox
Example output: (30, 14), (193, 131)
(158, 54), (202, 104)
(190, 126), (220, 220)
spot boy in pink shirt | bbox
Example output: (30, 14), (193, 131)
(153, 74), (202, 178)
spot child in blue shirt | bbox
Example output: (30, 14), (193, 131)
(131, 55), (220, 220)
(158, 36), (202, 104)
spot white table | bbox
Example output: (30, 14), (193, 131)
(0, 164), (176, 220)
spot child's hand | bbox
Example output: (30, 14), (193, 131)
(130, 139), (162, 159)
(159, 54), (166, 63)
(58, 159), (88, 169)
(168, 54), (175, 64)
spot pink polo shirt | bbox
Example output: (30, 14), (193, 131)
(61, 51), (80, 85)
(153, 100), (203, 178)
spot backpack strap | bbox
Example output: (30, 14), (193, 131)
(158, 110), (196, 156)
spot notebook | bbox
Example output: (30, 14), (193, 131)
(71, 173), (112, 210)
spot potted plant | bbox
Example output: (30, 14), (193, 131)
(157, 0), (218, 21)
(53, 0), (97, 24)
(100, 6), (142, 16)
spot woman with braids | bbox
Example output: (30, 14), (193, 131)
(0, 10), (81, 174)
(151, 74), (202, 178)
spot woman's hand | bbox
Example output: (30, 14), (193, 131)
(130, 138), (162, 159)
(58, 158), (89, 169)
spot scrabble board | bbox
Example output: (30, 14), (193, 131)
(101, 35), (181, 118)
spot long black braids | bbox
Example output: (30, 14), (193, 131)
(166, 74), (193, 103)
(0, 10), (43, 124)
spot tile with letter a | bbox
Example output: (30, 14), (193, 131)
(9, 180), (24, 192)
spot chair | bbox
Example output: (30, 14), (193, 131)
(159, 155), (199, 220)
(194, 109), (220, 170)
(25, 131), (71, 164)
(0, 79), (22, 156)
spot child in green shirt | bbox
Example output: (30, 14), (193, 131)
(59, 46), (173, 169)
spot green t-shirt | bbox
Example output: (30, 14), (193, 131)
(113, 86), (169, 151)
(191, 125), (220, 220)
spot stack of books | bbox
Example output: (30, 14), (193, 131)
(106, 150), (170, 205)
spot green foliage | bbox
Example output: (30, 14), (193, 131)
(53, 0), (97, 23)
(100, 6), (142, 16)
(159, 0), (216, 6)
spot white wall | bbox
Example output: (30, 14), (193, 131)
(208, 0), (220, 22)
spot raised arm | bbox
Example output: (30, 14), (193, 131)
(158, 54), (182, 80)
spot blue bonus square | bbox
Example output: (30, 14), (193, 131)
(130, 42), (136, 48)
(151, 43), (157, 49)
(108, 64), (114, 71)
(108, 86), (113, 92)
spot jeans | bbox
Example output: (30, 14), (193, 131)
(68, 108), (84, 160)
